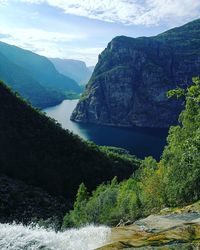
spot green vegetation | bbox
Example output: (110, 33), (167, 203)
(162, 77), (200, 205)
(0, 41), (82, 108)
(0, 51), (65, 108)
(0, 80), (139, 201)
(64, 91), (81, 100)
(62, 78), (200, 228)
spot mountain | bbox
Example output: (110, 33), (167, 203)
(71, 19), (200, 128)
(0, 51), (64, 108)
(0, 42), (82, 107)
(88, 66), (95, 72)
(50, 58), (94, 86)
(0, 80), (139, 220)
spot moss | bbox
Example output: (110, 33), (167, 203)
(159, 201), (200, 216)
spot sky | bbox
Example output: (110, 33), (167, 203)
(0, 0), (200, 66)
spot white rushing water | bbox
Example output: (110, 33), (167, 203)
(0, 223), (111, 250)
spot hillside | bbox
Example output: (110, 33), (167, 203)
(0, 175), (67, 225)
(0, 52), (64, 108)
(50, 58), (94, 86)
(0, 81), (139, 205)
(0, 42), (82, 107)
(71, 19), (200, 128)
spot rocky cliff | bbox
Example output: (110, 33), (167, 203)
(71, 19), (200, 128)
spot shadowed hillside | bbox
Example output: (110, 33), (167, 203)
(0, 81), (139, 201)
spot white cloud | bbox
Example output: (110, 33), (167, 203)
(62, 47), (105, 66)
(19, 0), (200, 25)
(0, 0), (9, 6)
(0, 33), (12, 39)
(0, 26), (86, 47)
(0, 26), (99, 65)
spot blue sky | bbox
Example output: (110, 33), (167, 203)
(0, 0), (200, 66)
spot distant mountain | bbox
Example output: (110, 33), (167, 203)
(88, 66), (95, 73)
(0, 42), (82, 107)
(71, 19), (200, 128)
(0, 51), (64, 108)
(50, 58), (94, 86)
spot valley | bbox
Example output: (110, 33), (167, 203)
(0, 7), (199, 250)
(44, 100), (168, 160)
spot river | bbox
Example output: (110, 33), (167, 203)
(43, 100), (168, 160)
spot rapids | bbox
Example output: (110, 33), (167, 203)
(0, 223), (111, 250)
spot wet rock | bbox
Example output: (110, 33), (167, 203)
(97, 206), (200, 249)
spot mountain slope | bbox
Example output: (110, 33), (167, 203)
(71, 19), (200, 128)
(0, 81), (139, 200)
(50, 58), (94, 86)
(0, 42), (82, 94)
(0, 52), (64, 108)
(0, 175), (67, 225)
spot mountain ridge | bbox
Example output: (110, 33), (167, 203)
(0, 42), (82, 107)
(0, 51), (65, 108)
(71, 18), (200, 128)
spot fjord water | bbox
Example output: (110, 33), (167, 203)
(43, 100), (168, 160)
(0, 223), (110, 250)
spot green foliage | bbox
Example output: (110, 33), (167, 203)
(62, 177), (141, 228)
(167, 88), (185, 99)
(63, 78), (200, 228)
(100, 146), (141, 166)
(116, 178), (140, 220)
(137, 78), (200, 208)
(162, 77), (200, 205)
(139, 78), (200, 208)
(62, 183), (89, 228)
(137, 160), (166, 214)
(75, 183), (88, 204)
(64, 91), (81, 100)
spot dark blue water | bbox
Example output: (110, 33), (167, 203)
(43, 100), (168, 160)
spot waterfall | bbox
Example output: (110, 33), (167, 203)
(0, 223), (110, 250)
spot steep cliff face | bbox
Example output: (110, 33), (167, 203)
(50, 58), (94, 86)
(71, 19), (200, 128)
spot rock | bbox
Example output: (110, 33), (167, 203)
(72, 19), (200, 128)
(116, 219), (133, 227)
(97, 212), (200, 250)
(159, 201), (200, 215)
